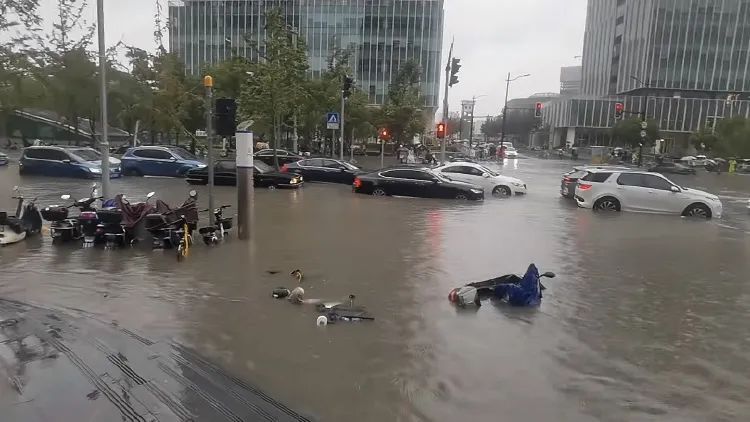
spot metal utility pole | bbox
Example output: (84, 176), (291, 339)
(204, 75), (215, 225)
(340, 93), (346, 161)
(96, 0), (111, 199)
(441, 39), (454, 164)
(500, 73), (531, 146)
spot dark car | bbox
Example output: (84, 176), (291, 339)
(560, 166), (630, 198)
(281, 158), (363, 184)
(253, 149), (303, 167)
(353, 167), (484, 200)
(19, 146), (122, 178)
(185, 159), (303, 188)
(121, 145), (206, 177)
(648, 162), (696, 175)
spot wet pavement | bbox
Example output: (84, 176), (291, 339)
(1, 155), (750, 421)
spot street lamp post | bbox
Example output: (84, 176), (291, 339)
(468, 94), (487, 149)
(96, 0), (110, 199)
(500, 73), (530, 146)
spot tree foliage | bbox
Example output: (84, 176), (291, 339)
(711, 117), (750, 157)
(376, 60), (425, 144)
(611, 117), (660, 147)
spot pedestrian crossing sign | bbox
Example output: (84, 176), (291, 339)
(326, 112), (340, 130)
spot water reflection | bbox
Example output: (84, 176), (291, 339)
(1, 160), (750, 421)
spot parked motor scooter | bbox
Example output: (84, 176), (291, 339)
(198, 205), (233, 245)
(144, 190), (198, 250)
(98, 191), (156, 249)
(0, 186), (42, 246)
(41, 195), (83, 242)
(73, 184), (103, 246)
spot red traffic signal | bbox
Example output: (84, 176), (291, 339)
(436, 122), (446, 139)
(379, 128), (389, 140)
(614, 102), (624, 119)
(534, 102), (543, 117)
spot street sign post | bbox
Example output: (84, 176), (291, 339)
(640, 130), (647, 138)
(641, 121), (648, 130)
(326, 112), (340, 130)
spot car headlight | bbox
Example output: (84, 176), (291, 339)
(511, 182), (524, 187)
(196, 164), (207, 169)
(89, 167), (102, 174)
(290, 177), (300, 184)
(470, 188), (483, 194)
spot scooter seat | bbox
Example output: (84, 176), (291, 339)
(0, 212), (24, 234)
(199, 226), (216, 235)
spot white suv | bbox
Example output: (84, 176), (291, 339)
(575, 169), (722, 219)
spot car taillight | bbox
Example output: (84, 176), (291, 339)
(353, 177), (362, 188)
(280, 164), (289, 173)
(578, 183), (593, 191)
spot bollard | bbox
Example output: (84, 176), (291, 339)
(236, 131), (254, 240)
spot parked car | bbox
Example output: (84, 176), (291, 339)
(120, 146), (205, 177)
(648, 162), (696, 175)
(253, 149), (303, 167)
(353, 167), (484, 201)
(281, 158), (363, 184)
(574, 169), (722, 219)
(185, 159), (303, 189)
(19, 146), (121, 178)
(736, 159), (750, 173)
(434, 162), (526, 197)
(0, 152), (8, 166)
(560, 166), (630, 199)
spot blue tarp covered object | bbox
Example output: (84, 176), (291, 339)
(493, 263), (542, 307)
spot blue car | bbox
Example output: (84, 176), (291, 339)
(120, 146), (206, 177)
(19, 146), (122, 178)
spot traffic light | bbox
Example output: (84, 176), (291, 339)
(343, 76), (355, 98)
(379, 128), (389, 140)
(614, 102), (624, 119)
(449, 58), (461, 87)
(534, 102), (543, 118)
(436, 122), (446, 139)
(215, 98), (237, 136)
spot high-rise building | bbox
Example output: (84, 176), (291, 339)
(582, 0), (750, 96)
(168, 0), (445, 114)
(560, 66), (582, 96)
(541, 0), (750, 153)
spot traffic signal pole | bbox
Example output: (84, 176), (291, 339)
(441, 39), (454, 164)
(204, 76), (215, 226)
(340, 92), (346, 161)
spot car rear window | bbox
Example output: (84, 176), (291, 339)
(581, 172), (612, 183)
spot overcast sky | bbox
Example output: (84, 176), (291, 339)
(37, 0), (587, 117)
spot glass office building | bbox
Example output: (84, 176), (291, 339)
(538, 0), (750, 152)
(582, 0), (750, 96)
(168, 0), (444, 113)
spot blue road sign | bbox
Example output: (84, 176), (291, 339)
(326, 112), (340, 130)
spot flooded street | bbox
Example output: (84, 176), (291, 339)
(2, 157), (750, 422)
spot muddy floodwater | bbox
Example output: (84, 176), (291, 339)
(1, 156), (750, 421)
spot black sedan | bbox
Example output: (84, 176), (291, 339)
(648, 162), (696, 175)
(185, 159), (303, 188)
(353, 167), (484, 200)
(254, 149), (303, 167)
(281, 158), (364, 184)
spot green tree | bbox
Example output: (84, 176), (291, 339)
(611, 117), (660, 148)
(377, 60), (425, 145)
(239, 8), (309, 168)
(714, 117), (750, 157)
(689, 126), (721, 154)
(0, 0), (42, 142)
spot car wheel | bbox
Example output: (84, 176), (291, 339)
(593, 197), (621, 212)
(268, 185), (277, 190)
(683, 203), (711, 219)
(372, 187), (387, 197)
(455, 193), (468, 200)
(492, 185), (512, 198)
